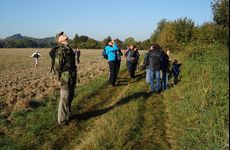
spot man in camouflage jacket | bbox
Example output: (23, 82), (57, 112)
(55, 32), (77, 125)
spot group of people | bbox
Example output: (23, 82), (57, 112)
(30, 32), (181, 126)
(104, 38), (182, 93)
(141, 43), (182, 93)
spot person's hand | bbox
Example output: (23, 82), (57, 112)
(111, 39), (114, 44)
(58, 81), (61, 86)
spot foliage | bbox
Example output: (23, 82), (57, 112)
(150, 19), (167, 43)
(150, 18), (195, 51)
(123, 37), (136, 48)
(193, 22), (229, 46)
(211, 0), (229, 27)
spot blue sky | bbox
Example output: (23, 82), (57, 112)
(0, 0), (213, 41)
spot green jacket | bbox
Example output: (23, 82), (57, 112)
(55, 45), (77, 85)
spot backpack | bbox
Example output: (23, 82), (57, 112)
(102, 47), (108, 59)
(49, 46), (59, 74)
(33, 53), (39, 58)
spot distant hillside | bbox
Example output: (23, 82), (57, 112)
(5, 33), (25, 40)
(5, 33), (55, 42)
(1, 34), (56, 48)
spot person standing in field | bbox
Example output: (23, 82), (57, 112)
(30, 50), (42, 67)
(53, 32), (77, 126)
(140, 49), (151, 84)
(160, 49), (170, 90)
(125, 44), (139, 78)
(74, 48), (81, 64)
(114, 39), (123, 78)
(104, 37), (120, 87)
(148, 43), (163, 93)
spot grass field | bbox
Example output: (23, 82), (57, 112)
(0, 45), (228, 150)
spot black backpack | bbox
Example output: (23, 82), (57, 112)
(102, 47), (108, 59)
(49, 46), (59, 74)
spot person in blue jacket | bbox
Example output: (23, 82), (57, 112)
(104, 37), (120, 87)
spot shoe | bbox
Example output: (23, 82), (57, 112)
(58, 120), (69, 126)
(156, 89), (161, 93)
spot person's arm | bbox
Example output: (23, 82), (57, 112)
(105, 43), (119, 54)
(30, 53), (35, 57)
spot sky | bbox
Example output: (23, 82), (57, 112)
(0, 0), (213, 41)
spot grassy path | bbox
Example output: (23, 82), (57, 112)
(0, 68), (171, 150)
(39, 69), (171, 150)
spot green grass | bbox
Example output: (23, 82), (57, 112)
(163, 43), (229, 150)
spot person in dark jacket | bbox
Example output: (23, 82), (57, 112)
(148, 43), (163, 93)
(160, 49), (170, 90)
(125, 45), (139, 78)
(104, 37), (120, 87)
(114, 39), (123, 79)
(74, 48), (81, 64)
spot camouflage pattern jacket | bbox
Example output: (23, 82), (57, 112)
(55, 45), (77, 86)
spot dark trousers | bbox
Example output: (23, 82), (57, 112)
(127, 61), (137, 78)
(116, 60), (121, 78)
(109, 61), (117, 86)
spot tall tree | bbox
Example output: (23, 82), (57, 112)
(211, 0), (229, 27)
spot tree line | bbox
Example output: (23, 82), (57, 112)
(0, 0), (228, 50)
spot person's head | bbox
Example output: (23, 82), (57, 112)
(56, 32), (69, 45)
(132, 45), (137, 51)
(166, 50), (170, 56)
(105, 36), (113, 46)
(150, 43), (160, 51)
(129, 44), (134, 50)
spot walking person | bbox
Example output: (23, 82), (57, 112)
(30, 50), (42, 67)
(148, 43), (163, 93)
(104, 37), (120, 87)
(53, 32), (77, 125)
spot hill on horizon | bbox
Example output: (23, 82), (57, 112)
(5, 33), (55, 42)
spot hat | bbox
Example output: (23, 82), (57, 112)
(55, 31), (64, 43)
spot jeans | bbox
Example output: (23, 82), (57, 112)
(162, 71), (169, 90)
(149, 70), (161, 92)
(146, 69), (151, 84)
(127, 61), (137, 78)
